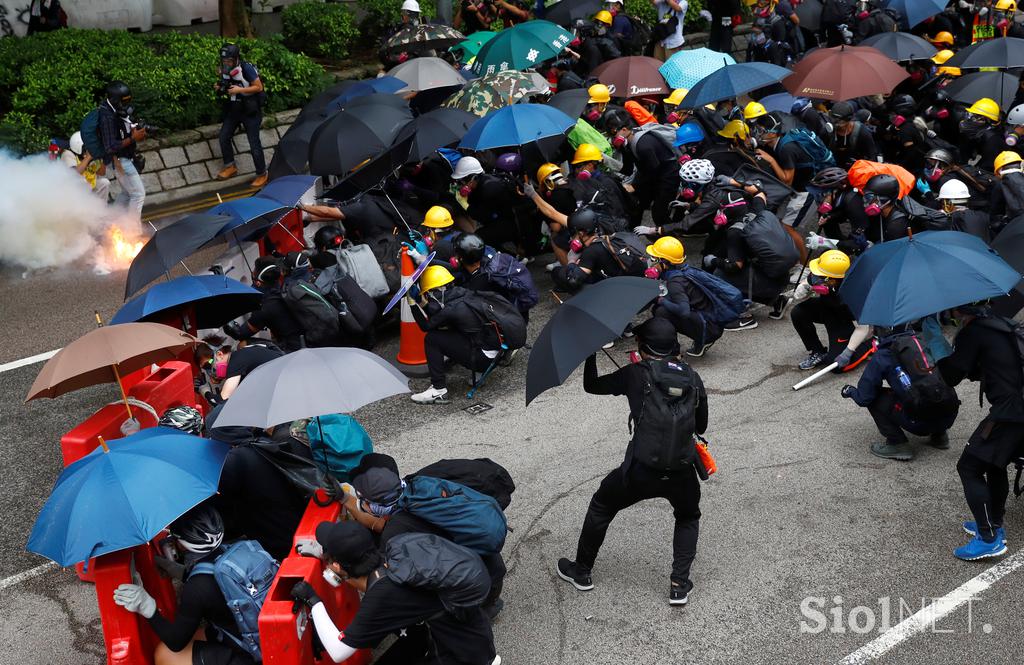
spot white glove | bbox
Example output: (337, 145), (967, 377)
(793, 281), (813, 302)
(634, 225), (658, 236)
(979, 5), (988, 15)
(699, 9), (713, 21)
(958, 0), (971, 8)
(408, 248), (426, 265)
(806, 232), (838, 250)
(522, 182), (536, 197)
(120, 417), (141, 436)
(295, 538), (324, 559)
(113, 583), (156, 619)
(721, 15), (733, 25)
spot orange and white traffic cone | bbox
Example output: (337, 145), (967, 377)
(396, 246), (429, 377)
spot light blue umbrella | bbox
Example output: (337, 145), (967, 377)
(27, 428), (229, 567)
(659, 48), (736, 90)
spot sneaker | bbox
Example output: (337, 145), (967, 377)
(498, 347), (519, 367)
(216, 164), (238, 180)
(686, 338), (716, 357)
(556, 558), (594, 591)
(410, 386), (450, 404)
(870, 440), (913, 461)
(483, 597), (505, 621)
(768, 295), (790, 320)
(520, 256), (533, 265)
(963, 522), (1007, 544)
(602, 340), (615, 349)
(927, 431), (950, 449)
(723, 316), (757, 332)
(954, 535), (1008, 561)
(250, 172), (269, 188)
(798, 351), (829, 371)
(545, 261), (560, 272)
(669, 585), (688, 606)
(491, 657), (502, 665)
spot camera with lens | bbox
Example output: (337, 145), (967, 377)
(216, 78), (233, 96)
(136, 121), (159, 135)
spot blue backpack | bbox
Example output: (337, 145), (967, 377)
(306, 414), (373, 481)
(665, 265), (746, 326)
(481, 248), (539, 312)
(398, 476), (508, 555)
(79, 107), (107, 161)
(776, 127), (835, 173)
(189, 541), (279, 662)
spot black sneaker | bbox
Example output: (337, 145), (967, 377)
(483, 597), (505, 621)
(556, 558), (594, 591)
(669, 585), (688, 606)
(724, 316), (758, 332)
(686, 338), (716, 357)
(798, 351), (829, 371)
(768, 295), (790, 320)
(927, 431), (950, 449)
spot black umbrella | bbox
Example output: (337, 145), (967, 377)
(946, 37), (1024, 69)
(125, 213), (233, 299)
(858, 32), (937, 62)
(394, 107), (478, 163)
(944, 71), (1020, 112)
(268, 81), (353, 180)
(794, 0), (823, 32)
(324, 132), (416, 201)
(308, 95), (413, 176)
(546, 88), (590, 118)
(525, 277), (660, 405)
(990, 215), (1024, 316)
(545, 0), (603, 27)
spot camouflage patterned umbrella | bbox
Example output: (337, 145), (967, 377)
(442, 71), (551, 116)
(384, 23), (466, 57)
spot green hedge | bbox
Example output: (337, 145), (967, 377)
(282, 1), (360, 60)
(624, 0), (708, 33)
(0, 29), (327, 155)
(356, 0), (436, 47)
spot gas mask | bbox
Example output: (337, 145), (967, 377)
(214, 361), (228, 379)
(943, 199), (957, 214)
(677, 153), (692, 164)
(959, 117), (988, 137)
(924, 163), (945, 182)
(811, 283), (831, 296)
(713, 210), (729, 226)
(666, 111), (681, 124)
(817, 200), (833, 215)
(569, 237), (584, 253)
(891, 114), (906, 127)
(586, 107), (602, 122)
(715, 199), (746, 226)
(323, 568), (345, 588)
(644, 266), (661, 279)
(576, 168), (593, 181)
(856, 2), (870, 18)
(910, 70), (924, 83)
(934, 107), (950, 119)
(612, 133), (628, 149)
(864, 200), (884, 216)
(679, 182), (703, 200)
(756, 5), (771, 17)
(1006, 132), (1019, 147)
(458, 180), (473, 197)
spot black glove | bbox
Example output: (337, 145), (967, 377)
(222, 322), (245, 340)
(840, 385), (856, 399)
(290, 580), (322, 608)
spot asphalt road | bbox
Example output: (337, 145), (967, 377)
(2, 234), (1023, 665)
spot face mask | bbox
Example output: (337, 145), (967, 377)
(752, 31), (767, 45)
(857, 9), (870, 18)
(666, 111), (681, 124)
(459, 184), (472, 197)
(811, 284), (830, 296)
(612, 135), (627, 149)
(449, 256), (459, 269)
(864, 202), (883, 216)
(1007, 132), (1019, 147)
(960, 119), (987, 137)
(677, 153), (692, 164)
(576, 168), (592, 181)
(713, 210), (729, 226)
(891, 114), (906, 127)
(817, 201), (833, 214)
(644, 266), (661, 279)
(910, 70), (924, 83)
(586, 108), (601, 122)
(569, 238), (584, 253)
(214, 361), (228, 379)
(924, 165), (944, 182)
(323, 568), (344, 588)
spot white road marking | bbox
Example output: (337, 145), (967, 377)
(838, 550), (1024, 664)
(0, 562), (57, 593)
(0, 349), (60, 374)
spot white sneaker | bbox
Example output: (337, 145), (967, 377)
(602, 340), (615, 349)
(410, 386), (450, 404)
(546, 261), (560, 272)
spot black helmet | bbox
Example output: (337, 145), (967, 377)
(105, 81), (133, 115)
(169, 504), (224, 554)
(636, 317), (680, 357)
(925, 148), (954, 165)
(889, 94), (916, 116)
(253, 255), (283, 285)
(313, 225), (344, 251)
(829, 101), (855, 121)
(285, 250), (311, 272)
(454, 233), (486, 263)
(158, 406), (204, 436)
(601, 109), (632, 134)
(220, 43), (241, 62)
(568, 207), (598, 234)
(864, 174), (900, 201)
(809, 167), (849, 190)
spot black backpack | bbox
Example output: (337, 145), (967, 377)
(624, 15), (653, 55)
(313, 265), (378, 336)
(410, 458), (516, 510)
(384, 533), (491, 613)
(480, 249), (539, 312)
(822, 0), (854, 25)
(736, 211), (800, 279)
(630, 359), (700, 472)
(890, 332), (960, 422)
(282, 281), (341, 347)
(461, 290), (528, 350)
(603, 231), (651, 276)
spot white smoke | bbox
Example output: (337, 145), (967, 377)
(0, 150), (140, 271)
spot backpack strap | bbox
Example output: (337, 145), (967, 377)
(602, 236), (630, 273)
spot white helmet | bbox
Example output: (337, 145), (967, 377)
(451, 156), (484, 180)
(937, 179), (971, 201)
(401, 0), (420, 12)
(1009, 104), (1024, 126)
(678, 158), (715, 184)
(69, 131), (84, 156)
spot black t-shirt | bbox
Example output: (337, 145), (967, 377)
(338, 195), (400, 241)
(379, 510), (445, 548)
(770, 140), (815, 189)
(225, 344), (284, 381)
(148, 568), (241, 653)
(577, 239), (622, 278)
(548, 186), (577, 216)
(247, 296), (303, 352)
(939, 319), (1024, 423)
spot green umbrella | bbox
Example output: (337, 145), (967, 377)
(452, 31), (497, 64)
(471, 20), (572, 75)
(443, 71), (550, 116)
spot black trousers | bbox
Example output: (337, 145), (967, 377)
(866, 388), (947, 444)
(373, 608), (496, 665)
(653, 306), (722, 346)
(791, 297), (855, 355)
(575, 461), (701, 593)
(957, 448), (1009, 543)
(708, 21), (734, 53)
(424, 329), (493, 390)
(220, 106), (266, 174)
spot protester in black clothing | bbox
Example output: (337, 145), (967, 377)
(806, 168), (873, 256)
(827, 102), (879, 169)
(749, 112), (815, 189)
(648, 236), (725, 357)
(854, 0), (897, 41)
(603, 110), (680, 228)
(938, 179), (993, 241)
(878, 95), (928, 175)
(791, 98), (832, 146)
(635, 159), (740, 238)
(939, 307), (1024, 560)
(98, 81), (148, 216)
(557, 318), (707, 605)
(223, 256), (304, 354)
(958, 98), (1005, 169)
(990, 150), (1024, 226)
(707, 0), (740, 52)
(300, 192), (410, 242)
(861, 174), (911, 243)
(551, 208), (628, 292)
(523, 162), (576, 266)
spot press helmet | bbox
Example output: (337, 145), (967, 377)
(170, 504), (224, 554)
(678, 158), (715, 184)
(453, 233), (487, 263)
(105, 81), (133, 115)
(158, 406), (204, 436)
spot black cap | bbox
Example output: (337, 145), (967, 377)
(220, 43), (241, 60)
(351, 452), (400, 478)
(830, 101), (855, 121)
(636, 317), (680, 357)
(351, 466), (403, 505)
(315, 521), (377, 569)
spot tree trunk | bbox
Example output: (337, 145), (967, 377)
(219, 0), (254, 38)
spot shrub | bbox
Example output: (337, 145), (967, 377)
(624, 0), (707, 32)
(0, 29), (327, 155)
(282, 1), (360, 60)
(356, 0), (436, 47)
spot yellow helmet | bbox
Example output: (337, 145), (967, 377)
(646, 236), (685, 264)
(931, 49), (955, 65)
(929, 31), (954, 45)
(419, 265), (455, 293)
(537, 162), (563, 185)
(808, 250), (851, 280)
(423, 205), (454, 229)
(595, 9), (613, 25)
(665, 88), (689, 106)
(937, 66), (961, 77)
(743, 101), (767, 121)
(717, 119), (750, 140)
(995, 150), (1023, 173)
(571, 143), (604, 164)
(588, 83), (611, 104)
(967, 97), (1001, 122)
(996, 0), (1016, 11)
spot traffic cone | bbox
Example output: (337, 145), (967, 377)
(395, 246), (429, 377)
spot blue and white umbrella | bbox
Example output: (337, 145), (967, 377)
(659, 48), (736, 90)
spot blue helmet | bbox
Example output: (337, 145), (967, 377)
(673, 122), (705, 148)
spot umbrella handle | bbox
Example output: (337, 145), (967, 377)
(97, 435), (110, 453)
(111, 363), (135, 421)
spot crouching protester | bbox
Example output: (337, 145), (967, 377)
(558, 318), (708, 606)
(113, 504), (277, 665)
(290, 520), (501, 665)
(841, 326), (960, 462)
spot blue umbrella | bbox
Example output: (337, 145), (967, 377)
(111, 275), (262, 328)
(326, 76), (407, 111)
(759, 92), (799, 114)
(882, 0), (946, 28)
(256, 175), (319, 207)
(27, 428), (229, 567)
(209, 197), (292, 242)
(839, 231), (1022, 326)
(659, 48), (736, 90)
(459, 104), (575, 151)
(678, 62), (792, 109)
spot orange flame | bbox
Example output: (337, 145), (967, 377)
(93, 224), (145, 274)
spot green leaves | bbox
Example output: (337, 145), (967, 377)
(282, 1), (360, 60)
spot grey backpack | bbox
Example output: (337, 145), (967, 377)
(333, 242), (389, 299)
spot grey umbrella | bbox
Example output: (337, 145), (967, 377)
(389, 56), (468, 92)
(210, 348), (410, 429)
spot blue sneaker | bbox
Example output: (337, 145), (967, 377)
(954, 535), (1008, 561)
(963, 522), (1007, 544)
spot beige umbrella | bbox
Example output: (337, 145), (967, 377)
(26, 320), (197, 420)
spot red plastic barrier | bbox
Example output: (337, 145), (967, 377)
(93, 544), (177, 665)
(291, 490), (340, 548)
(261, 209), (305, 256)
(129, 362), (196, 421)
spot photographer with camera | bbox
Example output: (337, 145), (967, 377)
(98, 81), (148, 218)
(215, 43), (268, 189)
